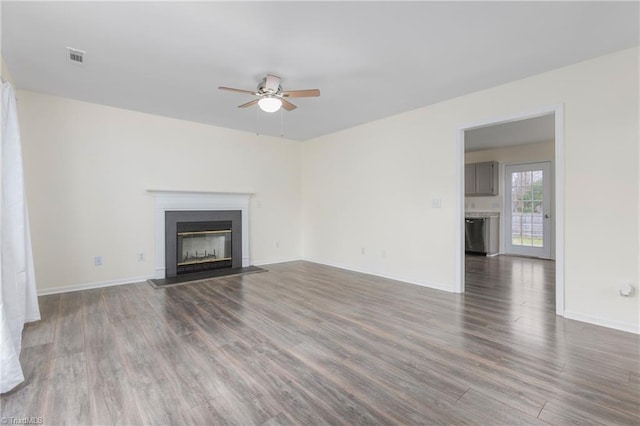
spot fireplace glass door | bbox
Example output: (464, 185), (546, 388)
(176, 228), (232, 274)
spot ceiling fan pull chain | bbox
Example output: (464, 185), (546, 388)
(256, 104), (260, 136)
(280, 108), (284, 138)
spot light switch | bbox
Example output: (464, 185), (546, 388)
(431, 198), (441, 208)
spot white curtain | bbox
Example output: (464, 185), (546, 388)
(0, 81), (40, 394)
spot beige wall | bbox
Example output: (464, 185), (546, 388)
(302, 47), (639, 332)
(465, 141), (555, 255)
(17, 91), (302, 291)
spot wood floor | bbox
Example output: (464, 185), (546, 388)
(2, 257), (639, 425)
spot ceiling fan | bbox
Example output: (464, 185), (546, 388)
(219, 74), (320, 113)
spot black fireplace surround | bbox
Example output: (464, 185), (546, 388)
(165, 210), (242, 278)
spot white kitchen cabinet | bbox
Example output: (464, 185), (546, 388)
(465, 161), (498, 196)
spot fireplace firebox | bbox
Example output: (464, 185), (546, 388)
(176, 221), (232, 274)
(165, 210), (242, 278)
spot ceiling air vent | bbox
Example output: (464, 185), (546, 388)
(66, 47), (86, 64)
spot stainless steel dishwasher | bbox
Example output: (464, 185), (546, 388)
(465, 216), (499, 255)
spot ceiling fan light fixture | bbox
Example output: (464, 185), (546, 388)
(258, 96), (282, 113)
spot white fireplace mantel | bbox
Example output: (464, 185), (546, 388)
(148, 190), (252, 278)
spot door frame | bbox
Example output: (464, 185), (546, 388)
(455, 104), (565, 317)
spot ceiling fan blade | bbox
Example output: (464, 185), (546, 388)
(281, 98), (297, 111)
(281, 89), (320, 98)
(238, 99), (259, 108)
(219, 86), (258, 96)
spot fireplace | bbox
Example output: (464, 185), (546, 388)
(149, 190), (252, 280)
(165, 210), (242, 278)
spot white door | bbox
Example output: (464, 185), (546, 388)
(505, 162), (552, 258)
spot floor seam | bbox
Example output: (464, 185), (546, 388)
(456, 387), (470, 403)
(537, 400), (548, 418)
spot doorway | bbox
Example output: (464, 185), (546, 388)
(455, 105), (564, 316)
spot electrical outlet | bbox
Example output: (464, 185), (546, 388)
(94, 256), (103, 266)
(276, 241), (280, 248)
(138, 253), (145, 262)
(361, 247), (365, 255)
(382, 249), (387, 259)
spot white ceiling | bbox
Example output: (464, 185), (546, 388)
(465, 114), (555, 152)
(2, 1), (638, 141)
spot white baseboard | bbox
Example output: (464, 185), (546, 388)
(253, 257), (303, 267)
(37, 274), (155, 296)
(36, 259), (302, 296)
(302, 257), (452, 293)
(564, 310), (639, 335)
